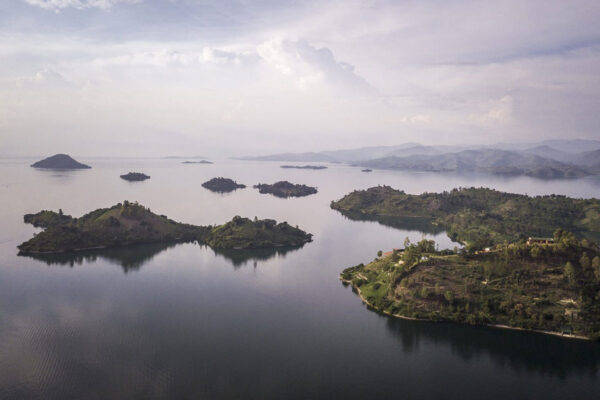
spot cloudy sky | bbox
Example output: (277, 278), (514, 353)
(1, 0), (599, 157)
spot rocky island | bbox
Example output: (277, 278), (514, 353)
(202, 177), (246, 193)
(31, 154), (91, 169)
(120, 172), (150, 181)
(280, 165), (327, 170)
(18, 202), (312, 254)
(254, 181), (317, 198)
(341, 233), (600, 340)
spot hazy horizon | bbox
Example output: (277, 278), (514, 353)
(1, 0), (599, 157)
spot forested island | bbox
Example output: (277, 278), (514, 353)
(341, 232), (600, 340)
(280, 165), (327, 170)
(31, 154), (91, 169)
(331, 186), (600, 251)
(254, 181), (318, 198)
(120, 172), (150, 181)
(202, 177), (246, 193)
(18, 202), (312, 254)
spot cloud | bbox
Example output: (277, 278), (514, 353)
(257, 39), (376, 94)
(23, 0), (141, 11)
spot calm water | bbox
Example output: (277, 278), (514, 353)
(1, 158), (600, 399)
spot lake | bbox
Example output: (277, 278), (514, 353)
(1, 158), (600, 399)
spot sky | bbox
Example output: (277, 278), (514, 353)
(1, 0), (599, 157)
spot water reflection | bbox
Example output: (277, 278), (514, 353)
(19, 243), (177, 273)
(210, 245), (305, 267)
(335, 210), (445, 235)
(383, 311), (600, 379)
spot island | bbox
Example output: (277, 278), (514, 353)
(341, 233), (600, 340)
(31, 154), (91, 169)
(331, 186), (600, 251)
(254, 181), (318, 198)
(204, 216), (312, 249)
(201, 177), (246, 193)
(280, 165), (328, 170)
(120, 172), (150, 181)
(182, 160), (213, 164)
(17, 201), (312, 254)
(361, 168), (372, 172)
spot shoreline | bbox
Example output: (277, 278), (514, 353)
(340, 277), (592, 341)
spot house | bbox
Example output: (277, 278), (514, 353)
(382, 248), (404, 257)
(527, 237), (554, 245)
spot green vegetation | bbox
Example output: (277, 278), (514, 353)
(204, 216), (312, 249)
(24, 209), (72, 228)
(331, 186), (600, 250)
(201, 177), (246, 192)
(18, 202), (312, 254)
(254, 181), (318, 198)
(341, 232), (600, 340)
(120, 172), (150, 181)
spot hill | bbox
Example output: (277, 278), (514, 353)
(356, 149), (589, 179)
(31, 154), (91, 169)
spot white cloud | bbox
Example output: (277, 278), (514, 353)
(23, 0), (141, 11)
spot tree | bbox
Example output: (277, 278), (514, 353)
(564, 262), (576, 285)
(592, 256), (600, 281)
(580, 253), (591, 270)
(530, 246), (541, 259)
(377, 250), (383, 257)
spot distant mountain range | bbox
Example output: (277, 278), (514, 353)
(236, 139), (600, 179)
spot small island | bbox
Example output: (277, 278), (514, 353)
(361, 168), (372, 172)
(182, 160), (213, 164)
(204, 216), (312, 249)
(254, 181), (318, 198)
(18, 202), (312, 254)
(280, 165), (327, 170)
(341, 233), (600, 340)
(120, 172), (150, 181)
(202, 177), (246, 193)
(31, 154), (91, 169)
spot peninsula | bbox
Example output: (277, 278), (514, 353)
(202, 177), (246, 193)
(331, 186), (600, 251)
(120, 172), (150, 181)
(18, 202), (312, 254)
(31, 154), (91, 169)
(254, 181), (318, 198)
(341, 233), (600, 340)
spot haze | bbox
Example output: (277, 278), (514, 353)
(1, 0), (599, 157)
